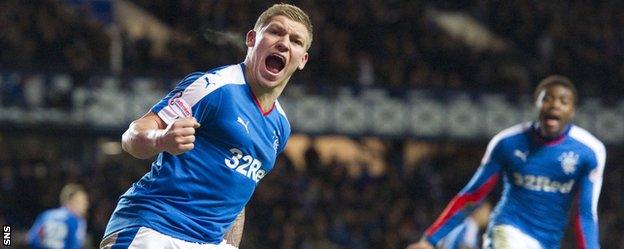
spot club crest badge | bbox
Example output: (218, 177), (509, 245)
(558, 151), (579, 175)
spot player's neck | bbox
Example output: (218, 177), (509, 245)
(533, 122), (570, 145)
(244, 67), (289, 112)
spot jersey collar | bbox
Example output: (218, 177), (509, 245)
(530, 121), (571, 146)
(240, 63), (275, 116)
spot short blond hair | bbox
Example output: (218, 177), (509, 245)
(59, 183), (86, 205)
(254, 4), (313, 49)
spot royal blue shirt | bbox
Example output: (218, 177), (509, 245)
(28, 207), (86, 249)
(425, 122), (606, 249)
(105, 63), (291, 243)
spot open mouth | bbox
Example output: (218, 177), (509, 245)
(543, 114), (560, 126)
(265, 54), (286, 74)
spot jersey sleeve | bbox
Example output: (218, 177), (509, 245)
(424, 136), (503, 245)
(151, 72), (222, 125)
(573, 143), (606, 249)
(26, 213), (44, 247)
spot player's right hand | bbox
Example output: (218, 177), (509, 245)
(406, 238), (434, 249)
(158, 117), (200, 155)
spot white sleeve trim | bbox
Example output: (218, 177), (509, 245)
(569, 126), (606, 220)
(157, 65), (245, 125)
(462, 218), (479, 247)
(481, 122), (530, 165)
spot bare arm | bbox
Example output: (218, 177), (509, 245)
(121, 112), (166, 159)
(121, 112), (200, 159)
(224, 209), (245, 247)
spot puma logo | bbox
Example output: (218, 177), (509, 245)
(204, 76), (214, 87)
(514, 149), (528, 162)
(237, 116), (250, 133)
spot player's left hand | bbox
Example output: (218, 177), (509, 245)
(158, 117), (201, 155)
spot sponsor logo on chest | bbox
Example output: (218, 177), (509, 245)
(510, 149), (581, 194)
(513, 173), (575, 193)
(224, 148), (266, 183)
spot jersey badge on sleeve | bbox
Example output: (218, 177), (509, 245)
(168, 92), (192, 118)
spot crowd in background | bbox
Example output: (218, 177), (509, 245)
(1, 1), (624, 248)
(0, 134), (622, 248)
(0, 0), (110, 87)
(2, 0), (624, 100)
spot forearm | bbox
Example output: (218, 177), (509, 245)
(224, 209), (245, 247)
(122, 118), (165, 159)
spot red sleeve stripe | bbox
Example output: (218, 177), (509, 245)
(426, 173), (499, 236)
(573, 195), (587, 249)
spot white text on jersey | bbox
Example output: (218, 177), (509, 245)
(513, 173), (574, 193)
(224, 148), (266, 182)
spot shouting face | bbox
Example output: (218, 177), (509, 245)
(244, 15), (310, 90)
(536, 84), (576, 138)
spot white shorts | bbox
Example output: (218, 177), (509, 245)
(100, 227), (238, 249)
(482, 225), (543, 249)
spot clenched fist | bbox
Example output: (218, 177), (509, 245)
(158, 117), (201, 155)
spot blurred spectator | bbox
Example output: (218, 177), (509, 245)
(27, 183), (89, 249)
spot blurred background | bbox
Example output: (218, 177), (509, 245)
(0, 0), (623, 248)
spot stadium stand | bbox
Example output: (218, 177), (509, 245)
(1, 1), (623, 248)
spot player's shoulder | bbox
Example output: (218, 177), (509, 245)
(173, 64), (247, 102)
(490, 122), (532, 145)
(568, 125), (606, 155)
(203, 63), (246, 87)
(177, 64), (245, 89)
(40, 207), (71, 220)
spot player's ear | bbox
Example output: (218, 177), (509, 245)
(246, 30), (256, 48)
(297, 52), (309, 70)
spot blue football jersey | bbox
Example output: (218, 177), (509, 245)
(28, 207), (86, 249)
(425, 122), (605, 249)
(104, 63), (291, 243)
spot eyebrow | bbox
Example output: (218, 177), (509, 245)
(267, 23), (306, 42)
(290, 33), (304, 42)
